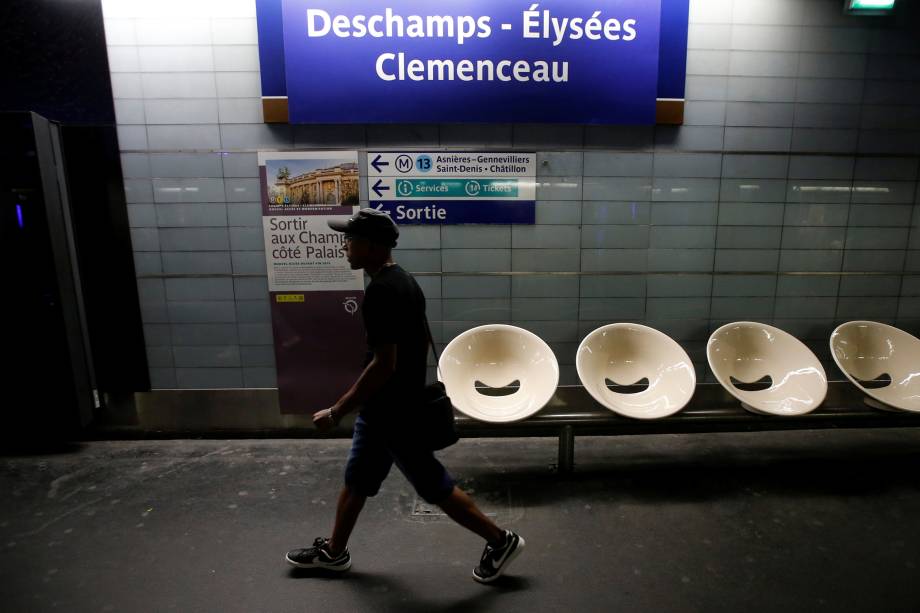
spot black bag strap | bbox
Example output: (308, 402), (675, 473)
(423, 314), (441, 379)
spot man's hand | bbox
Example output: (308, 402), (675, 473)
(312, 407), (337, 432)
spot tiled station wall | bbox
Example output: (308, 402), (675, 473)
(102, 0), (920, 388)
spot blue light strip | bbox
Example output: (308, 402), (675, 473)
(16, 204), (24, 228)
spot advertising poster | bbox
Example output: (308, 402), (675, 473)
(258, 152), (366, 414)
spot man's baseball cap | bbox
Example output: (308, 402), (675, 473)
(327, 208), (399, 247)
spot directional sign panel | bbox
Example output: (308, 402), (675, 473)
(367, 151), (536, 225)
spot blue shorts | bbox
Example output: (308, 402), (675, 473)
(344, 413), (455, 504)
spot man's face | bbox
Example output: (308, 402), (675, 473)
(342, 234), (371, 269)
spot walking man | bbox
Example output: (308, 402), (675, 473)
(285, 208), (524, 583)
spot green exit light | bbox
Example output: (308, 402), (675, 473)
(847, 0), (896, 13)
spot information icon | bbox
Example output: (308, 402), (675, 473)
(397, 180), (414, 197)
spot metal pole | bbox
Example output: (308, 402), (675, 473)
(558, 425), (575, 473)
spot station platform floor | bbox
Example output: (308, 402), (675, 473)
(2, 429), (919, 613)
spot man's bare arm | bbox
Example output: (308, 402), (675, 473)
(313, 344), (396, 429)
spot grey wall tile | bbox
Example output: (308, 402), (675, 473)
(845, 227), (910, 250)
(536, 177), (582, 200)
(581, 249), (648, 272)
(159, 228), (229, 251)
(583, 202), (650, 225)
(512, 298), (579, 321)
(715, 249), (780, 271)
(726, 102), (794, 126)
(162, 252), (232, 275)
(512, 275), (580, 298)
(650, 227), (717, 249)
(153, 178), (226, 203)
(647, 249), (714, 272)
(231, 252), (267, 275)
(233, 277), (268, 300)
(149, 153), (223, 178)
(537, 152), (583, 177)
(652, 178), (720, 202)
(175, 368), (243, 389)
(839, 275), (902, 296)
(583, 177), (650, 201)
(848, 204), (913, 227)
(579, 298), (645, 320)
(783, 203), (849, 226)
(779, 250), (842, 272)
(147, 125), (221, 150)
(837, 297), (900, 319)
(127, 204), (157, 227)
(711, 296), (773, 319)
(723, 127), (791, 152)
(395, 250), (441, 272)
(684, 101), (727, 126)
(717, 226), (782, 249)
(647, 274), (712, 297)
(222, 153), (259, 177)
(782, 227), (846, 250)
(854, 157), (919, 181)
(721, 154), (788, 178)
(650, 202), (718, 226)
(224, 178), (261, 202)
(130, 228), (159, 251)
(688, 24), (732, 49)
(395, 226), (440, 250)
(229, 227), (264, 251)
(719, 202), (784, 226)
(654, 126), (724, 151)
(581, 226), (649, 249)
(227, 202), (261, 227)
(243, 367), (277, 388)
(727, 77), (796, 102)
(443, 276), (509, 299)
(777, 275), (840, 297)
(791, 129), (858, 154)
(165, 277), (234, 301)
(788, 156), (854, 180)
(579, 275), (646, 297)
(713, 274), (777, 296)
(730, 25), (801, 51)
(513, 225), (580, 249)
(173, 346), (241, 368)
(793, 104), (861, 129)
(648, 297), (710, 319)
(442, 249), (510, 273)
(774, 297), (837, 318)
(512, 249), (580, 272)
(441, 226), (510, 249)
(219, 124), (293, 149)
(157, 203), (227, 228)
(653, 153), (722, 178)
(442, 298), (510, 321)
(720, 179), (787, 202)
(536, 201), (582, 225)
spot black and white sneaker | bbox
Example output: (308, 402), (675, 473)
(472, 529), (525, 584)
(285, 537), (351, 571)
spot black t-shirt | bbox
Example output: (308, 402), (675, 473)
(360, 264), (429, 418)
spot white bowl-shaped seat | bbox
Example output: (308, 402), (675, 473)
(439, 324), (559, 423)
(576, 323), (696, 419)
(830, 321), (920, 413)
(707, 322), (827, 416)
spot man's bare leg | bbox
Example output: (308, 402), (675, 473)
(437, 486), (505, 544)
(327, 485), (366, 556)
